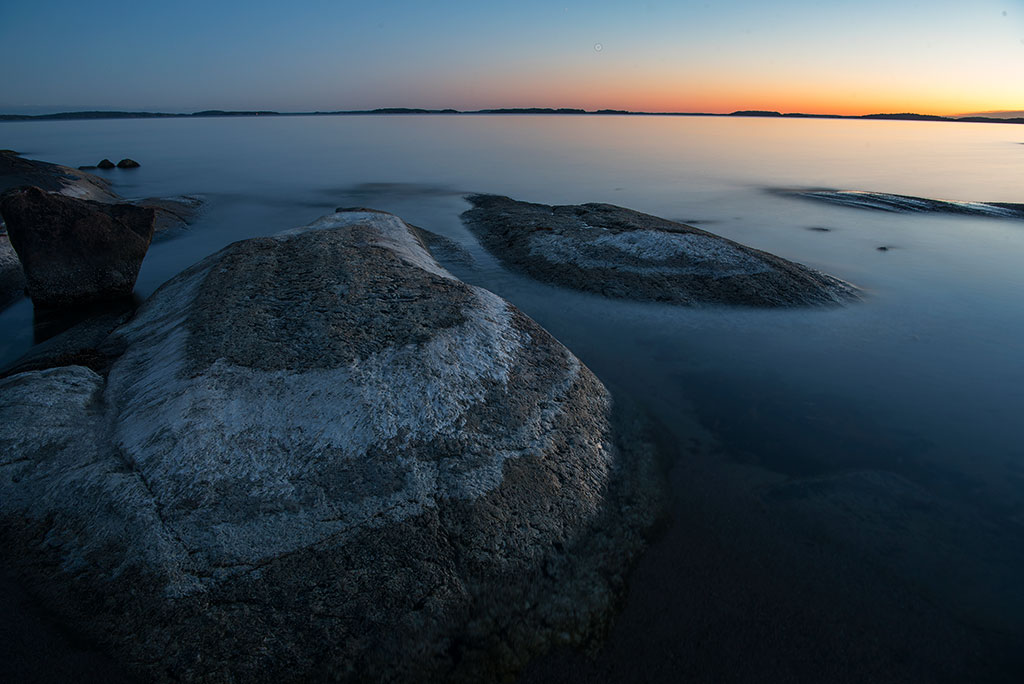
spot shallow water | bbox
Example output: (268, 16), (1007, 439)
(2, 115), (1023, 681)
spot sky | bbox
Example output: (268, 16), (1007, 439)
(1, 0), (1022, 116)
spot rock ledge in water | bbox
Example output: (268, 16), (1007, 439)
(0, 209), (659, 682)
(462, 195), (859, 306)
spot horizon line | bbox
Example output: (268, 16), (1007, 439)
(2, 108), (1024, 125)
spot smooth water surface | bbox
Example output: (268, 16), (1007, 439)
(2, 115), (1023, 681)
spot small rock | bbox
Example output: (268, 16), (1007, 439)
(877, 246), (891, 251)
(0, 186), (155, 308)
(77, 165), (98, 170)
(96, 159), (116, 169)
(116, 158), (140, 169)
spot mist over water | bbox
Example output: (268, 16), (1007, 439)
(2, 114), (1023, 680)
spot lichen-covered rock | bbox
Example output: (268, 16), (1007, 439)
(462, 194), (860, 306)
(0, 210), (659, 682)
(0, 186), (155, 308)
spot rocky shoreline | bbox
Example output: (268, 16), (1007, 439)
(0, 156), (874, 682)
(0, 208), (664, 682)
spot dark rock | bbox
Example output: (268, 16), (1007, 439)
(462, 195), (860, 307)
(116, 158), (140, 169)
(807, 226), (832, 232)
(0, 209), (660, 683)
(1, 149), (118, 202)
(1, 303), (134, 378)
(77, 165), (98, 170)
(877, 246), (891, 251)
(0, 186), (155, 308)
(96, 159), (116, 169)
(0, 234), (26, 310)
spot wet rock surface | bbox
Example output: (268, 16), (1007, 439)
(0, 186), (155, 308)
(0, 210), (660, 683)
(462, 195), (859, 307)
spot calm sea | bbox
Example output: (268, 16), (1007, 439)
(2, 115), (1023, 682)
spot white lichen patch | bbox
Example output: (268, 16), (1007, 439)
(529, 229), (772, 278)
(0, 366), (202, 597)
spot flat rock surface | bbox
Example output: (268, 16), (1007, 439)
(0, 149), (119, 202)
(0, 210), (659, 682)
(773, 188), (1024, 219)
(462, 195), (859, 306)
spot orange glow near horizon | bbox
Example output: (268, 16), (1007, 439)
(432, 61), (1024, 118)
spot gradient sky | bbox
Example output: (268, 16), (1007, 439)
(1, 0), (1022, 115)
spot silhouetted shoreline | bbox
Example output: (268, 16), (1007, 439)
(2, 108), (1023, 124)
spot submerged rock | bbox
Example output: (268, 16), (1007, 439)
(0, 209), (659, 682)
(0, 186), (155, 308)
(138, 194), (205, 238)
(462, 194), (859, 307)
(773, 188), (1024, 220)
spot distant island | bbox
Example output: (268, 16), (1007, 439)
(2, 108), (1023, 124)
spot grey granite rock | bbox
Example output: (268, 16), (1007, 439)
(462, 195), (860, 306)
(0, 210), (660, 682)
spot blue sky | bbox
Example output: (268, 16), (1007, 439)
(1, 0), (1021, 114)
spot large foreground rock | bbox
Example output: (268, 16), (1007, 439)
(462, 195), (860, 306)
(0, 186), (155, 308)
(0, 210), (659, 682)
